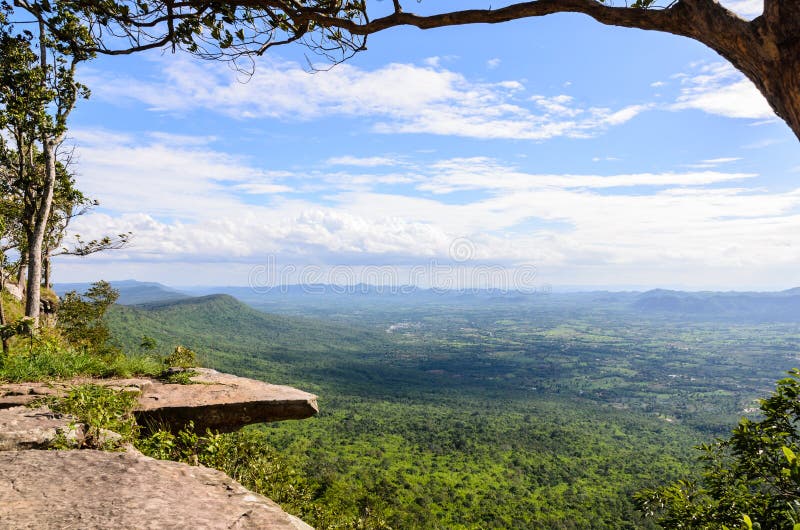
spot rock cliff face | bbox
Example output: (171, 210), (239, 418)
(0, 370), (318, 529)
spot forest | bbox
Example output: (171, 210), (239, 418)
(100, 284), (800, 528)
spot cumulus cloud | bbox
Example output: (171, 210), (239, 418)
(63, 132), (800, 283)
(68, 129), (292, 220)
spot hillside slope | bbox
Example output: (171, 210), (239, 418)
(106, 294), (393, 390)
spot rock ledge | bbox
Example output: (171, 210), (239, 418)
(0, 449), (313, 529)
(0, 368), (319, 433)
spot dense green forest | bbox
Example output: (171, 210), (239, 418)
(101, 287), (800, 528)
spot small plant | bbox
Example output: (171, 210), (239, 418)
(137, 425), (315, 511)
(45, 384), (139, 448)
(0, 316), (34, 341)
(160, 368), (199, 385)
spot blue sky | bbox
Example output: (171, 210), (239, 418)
(52, 0), (800, 290)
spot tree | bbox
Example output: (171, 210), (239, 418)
(57, 280), (119, 353)
(11, 0), (800, 141)
(0, 3), (92, 323)
(635, 369), (800, 529)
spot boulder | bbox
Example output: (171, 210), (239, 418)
(0, 449), (313, 529)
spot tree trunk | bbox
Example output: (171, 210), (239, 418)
(43, 255), (50, 289)
(0, 253), (8, 357)
(24, 139), (57, 324)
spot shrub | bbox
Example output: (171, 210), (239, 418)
(163, 345), (197, 368)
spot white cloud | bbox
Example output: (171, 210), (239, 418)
(683, 156), (743, 169)
(486, 58), (501, 69)
(702, 157), (741, 165)
(672, 62), (774, 120)
(720, 0), (762, 18)
(85, 57), (648, 141)
(68, 129), (290, 220)
(414, 157), (755, 194)
(326, 155), (402, 167)
(62, 132), (800, 282)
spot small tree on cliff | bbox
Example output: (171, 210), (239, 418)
(11, 0), (800, 142)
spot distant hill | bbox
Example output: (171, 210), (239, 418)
(105, 293), (392, 389)
(633, 288), (800, 322)
(55, 280), (190, 306)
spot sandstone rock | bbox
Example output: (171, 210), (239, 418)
(0, 406), (78, 451)
(0, 369), (319, 433)
(135, 368), (319, 433)
(0, 383), (58, 409)
(0, 449), (313, 529)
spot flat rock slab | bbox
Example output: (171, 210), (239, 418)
(0, 406), (75, 451)
(0, 383), (59, 409)
(135, 368), (319, 432)
(0, 369), (318, 434)
(0, 449), (313, 529)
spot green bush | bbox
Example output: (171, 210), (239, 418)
(136, 425), (392, 529)
(0, 335), (162, 382)
(1, 336), (110, 381)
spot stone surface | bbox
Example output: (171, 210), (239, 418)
(0, 383), (58, 409)
(0, 449), (313, 529)
(0, 406), (77, 451)
(0, 369), (319, 433)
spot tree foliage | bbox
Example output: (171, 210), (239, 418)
(636, 369), (800, 529)
(58, 280), (119, 353)
(0, 1), (92, 321)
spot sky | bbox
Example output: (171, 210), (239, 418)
(51, 0), (800, 291)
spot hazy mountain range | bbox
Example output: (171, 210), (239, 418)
(54, 280), (800, 322)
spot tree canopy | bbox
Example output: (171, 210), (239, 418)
(636, 369), (800, 529)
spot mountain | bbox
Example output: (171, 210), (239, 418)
(55, 280), (190, 306)
(633, 288), (800, 321)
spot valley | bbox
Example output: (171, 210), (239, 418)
(95, 282), (800, 528)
